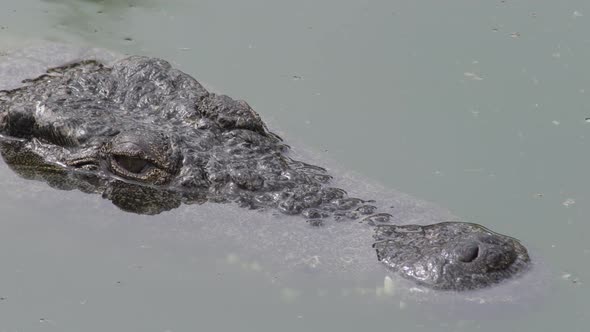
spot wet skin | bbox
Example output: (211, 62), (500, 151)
(0, 56), (531, 290)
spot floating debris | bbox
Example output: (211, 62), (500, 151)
(464, 72), (484, 81)
(562, 198), (576, 207)
(562, 273), (581, 284)
(510, 32), (521, 38)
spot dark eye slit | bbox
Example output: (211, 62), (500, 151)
(113, 155), (150, 174)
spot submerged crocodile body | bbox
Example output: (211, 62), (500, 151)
(0, 55), (530, 291)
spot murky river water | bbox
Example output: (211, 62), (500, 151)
(0, 0), (589, 331)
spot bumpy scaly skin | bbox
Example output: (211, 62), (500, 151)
(0, 56), (530, 290)
(0, 57), (352, 214)
(373, 222), (530, 290)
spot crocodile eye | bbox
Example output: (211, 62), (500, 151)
(113, 155), (150, 173)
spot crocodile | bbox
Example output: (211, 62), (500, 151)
(0, 54), (530, 291)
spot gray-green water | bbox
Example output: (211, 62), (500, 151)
(0, 0), (588, 331)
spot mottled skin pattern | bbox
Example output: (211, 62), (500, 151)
(0, 56), (530, 290)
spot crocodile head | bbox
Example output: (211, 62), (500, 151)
(373, 222), (530, 290)
(0, 54), (532, 291)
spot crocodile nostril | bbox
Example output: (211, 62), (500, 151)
(458, 244), (480, 263)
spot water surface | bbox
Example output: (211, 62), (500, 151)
(0, 0), (588, 331)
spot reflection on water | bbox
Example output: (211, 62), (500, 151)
(0, 139), (189, 214)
